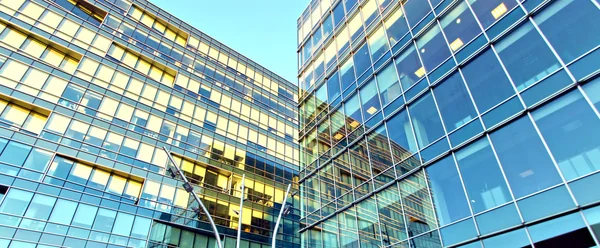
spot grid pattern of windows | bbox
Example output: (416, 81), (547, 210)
(298, 0), (600, 247)
(0, 0), (300, 247)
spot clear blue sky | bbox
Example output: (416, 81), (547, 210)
(150, 0), (309, 84)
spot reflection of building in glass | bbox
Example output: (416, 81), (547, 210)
(298, 0), (600, 247)
(0, 0), (300, 247)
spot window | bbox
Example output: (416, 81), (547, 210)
(368, 26), (389, 61)
(376, 63), (401, 106)
(344, 94), (362, 132)
(426, 156), (470, 226)
(532, 90), (600, 180)
(534, 0), (600, 63)
(456, 138), (511, 213)
(403, 0), (432, 28)
(20, 148), (53, 179)
(433, 73), (477, 131)
(112, 212), (135, 236)
(490, 117), (561, 198)
(92, 208), (117, 232)
(361, 0), (378, 26)
(0, 141), (31, 166)
(468, 0), (517, 28)
(386, 110), (418, 162)
(394, 45), (424, 90)
(399, 171), (437, 236)
(24, 194), (56, 220)
(0, 189), (33, 216)
(353, 43), (372, 77)
(384, 6), (409, 46)
(48, 199), (77, 225)
(461, 49), (515, 112)
(408, 93), (445, 148)
(340, 58), (356, 91)
(359, 78), (381, 120)
(496, 22), (560, 91)
(327, 72), (341, 102)
(416, 25), (451, 72)
(440, 2), (482, 52)
(72, 204), (98, 228)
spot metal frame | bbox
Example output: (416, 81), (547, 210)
(162, 147), (223, 248)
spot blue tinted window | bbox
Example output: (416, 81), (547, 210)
(113, 212), (135, 236)
(404, 0), (432, 28)
(468, 0), (518, 28)
(528, 212), (595, 247)
(475, 203), (521, 235)
(582, 77), (600, 111)
(323, 14), (333, 38)
(518, 186), (574, 222)
(531, 90), (600, 180)
(48, 199), (77, 225)
(333, 3), (345, 27)
(0, 141), (31, 166)
(24, 194), (56, 220)
(386, 110), (418, 162)
(385, 7), (409, 46)
(408, 93), (445, 148)
(340, 58), (356, 91)
(0, 189), (33, 216)
(416, 26), (451, 72)
(490, 117), (561, 198)
(535, 0), (600, 63)
(360, 79), (381, 120)
(433, 73), (477, 131)
(440, 218), (477, 246)
(482, 228), (531, 248)
(440, 2), (482, 53)
(376, 63), (402, 106)
(344, 93), (362, 132)
(456, 138), (511, 213)
(72, 204), (98, 229)
(496, 22), (560, 91)
(395, 45), (424, 90)
(353, 43), (372, 77)
(461, 49), (515, 112)
(93, 209), (117, 232)
(426, 156), (470, 226)
(583, 206), (600, 241)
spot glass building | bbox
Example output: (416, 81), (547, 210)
(0, 0), (301, 247)
(297, 0), (600, 247)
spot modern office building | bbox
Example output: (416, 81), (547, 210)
(0, 0), (301, 247)
(297, 0), (600, 247)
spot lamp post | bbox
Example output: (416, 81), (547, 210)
(162, 147), (223, 248)
(271, 184), (292, 248)
(236, 174), (245, 248)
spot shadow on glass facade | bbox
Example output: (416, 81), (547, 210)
(298, 0), (600, 247)
(0, 0), (301, 247)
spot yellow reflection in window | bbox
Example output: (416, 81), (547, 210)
(91, 169), (110, 187)
(108, 175), (126, 195)
(174, 188), (189, 208)
(71, 163), (92, 180)
(125, 181), (141, 198)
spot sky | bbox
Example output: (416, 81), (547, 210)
(150, 0), (309, 84)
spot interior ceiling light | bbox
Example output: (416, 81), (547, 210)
(492, 3), (508, 20)
(414, 67), (426, 78)
(450, 38), (464, 51)
(367, 106), (378, 115)
(350, 120), (360, 128)
(333, 133), (344, 140)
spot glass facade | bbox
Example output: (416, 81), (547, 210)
(298, 0), (600, 247)
(0, 0), (300, 248)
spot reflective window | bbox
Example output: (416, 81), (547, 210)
(395, 45), (424, 90)
(353, 43), (372, 77)
(482, 228), (531, 248)
(356, 198), (381, 247)
(490, 117), (561, 198)
(49, 199), (77, 225)
(404, 0), (432, 28)
(468, 0), (518, 28)
(0, 189), (33, 216)
(376, 184), (407, 244)
(399, 171), (437, 236)
(532, 90), (600, 180)
(328, 73), (342, 104)
(333, 3), (345, 27)
(360, 79), (381, 120)
(113, 212), (135, 236)
(440, 2), (482, 52)
(376, 63), (401, 106)
(408, 93), (445, 148)
(433, 73), (477, 131)
(416, 25), (451, 72)
(384, 6), (409, 46)
(340, 58), (356, 91)
(426, 156), (470, 226)
(461, 49), (515, 112)
(368, 26), (389, 61)
(456, 138), (511, 213)
(528, 212), (595, 247)
(344, 94), (362, 133)
(24, 194), (55, 220)
(535, 0), (600, 63)
(361, 0), (378, 26)
(386, 110), (418, 162)
(583, 206), (600, 242)
(72, 204), (98, 229)
(0, 141), (31, 166)
(496, 22), (560, 91)
(323, 14), (333, 38)
(367, 126), (394, 171)
(93, 208), (116, 232)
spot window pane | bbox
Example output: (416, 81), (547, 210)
(0, 189), (33, 215)
(461, 49), (515, 112)
(21, 148), (53, 173)
(384, 7), (409, 46)
(399, 171), (437, 236)
(416, 25), (451, 72)
(426, 156), (470, 226)
(376, 63), (401, 106)
(456, 138), (511, 213)
(528, 212), (595, 247)
(404, 0), (432, 28)
(368, 26), (389, 61)
(92, 208), (117, 232)
(395, 45), (424, 89)
(360, 78), (381, 120)
(72, 204), (97, 228)
(24, 194), (56, 220)
(48, 199), (77, 225)
(131, 216), (151, 239)
(496, 22), (560, 91)
(0, 141), (31, 166)
(482, 228), (531, 248)
(327, 72), (341, 102)
(440, 2), (482, 52)
(531, 90), (600, 180)
(353, 43), (372, 77)
(536, 0), (600, 63)
(468, 0), (518, 28)
(433, 73), (477, 131)
(490, 117), (561, 198)
(344, 93), (362, 132)
(386, 110), (418, 162)
(47, 156), (74, 179)
(376, 184), (406, 243)
(408, 93), (445, 148)
(112, 212), (135, 236)
(1, 104), (29, 126)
